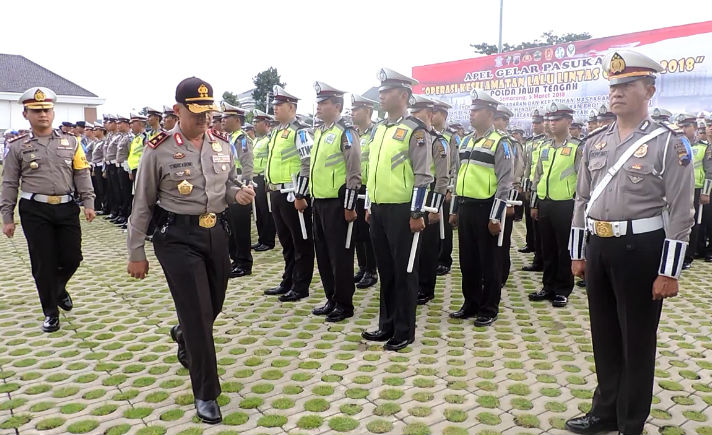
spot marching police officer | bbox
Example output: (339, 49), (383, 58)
(529, 102), (582, 307)
(309, 82), (361, 322)
(521, 109), (546, 271)
(263, 85), (315, 302)
(1, 87), (96, 332)
(566, 50), (693, 435)
(361, 68), (433, 351)
(251, 109), (276, 251)
(127, 77), (255, 424)
(449, 89), (513, 327)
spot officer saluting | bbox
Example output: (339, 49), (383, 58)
(566, 51), (693, 435)
(127, 77), (255, 424)
(1, 87), (96, 332)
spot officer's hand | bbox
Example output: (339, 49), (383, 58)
(344, 209), (357, 222)
(3, 223), (15, 239)
(449, 213), (458, 228)
(445, 191), (452, 202)
(410, 217), (425, 233)
(236, 185), (255, 205)
(487, 220), (502, 236)
(128, 171), (134, 181)
(531, 208), (539, 220)
(102, 170), (107, 179)
(428, 212), (440, 224)
(702, 194), (710, 205)
(84, 208), (96, 223)
(506, 206), (515, 217)
(571, 259), (586, 279)
(127, 260), (149, 279)
(294, 198), (308, 212)
(652, 275), (678, 300)
(365, 210), (371, 224)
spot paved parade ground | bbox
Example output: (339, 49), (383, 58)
(1, 216), (711, 435)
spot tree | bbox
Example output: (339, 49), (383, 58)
(470, 31), (591, 55)
(222, 91), (240, 107)
(252, 67), (285, 112)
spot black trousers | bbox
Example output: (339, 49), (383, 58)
(106, 165), (121, 215)
(91, 166), (105, 212)
(355, 191), (377, 274)
(538, 199), (575, 296)
(313, 199), (355, 312)
(500, 213), (515, 285)
(18, 199), (82, 318)
(686, 188), (701, 262)
(524, 197), (535, 248)
(586, 230), (664, 434)
(117, 167), (132, 218)
(153, 216), (230, 401)
(457, 199), (502, 318)
(269, 191), (314, 294)
(370, 203), (419, 341)
(701, 202), (712, 256)
(227, 203), (253, 270)
(418, 212), (440, 298)
(254, 175), (275, 248)
(438, 198), (454, 268)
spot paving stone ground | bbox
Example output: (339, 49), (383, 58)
(0, 213), (711, 435)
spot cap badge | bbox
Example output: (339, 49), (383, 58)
(549, 103), (557, 112)
(198, 84), (209, 98)
(378, 69), (387, 81)
(610, 53), (626, 74)
(314, 82), (321, 93)
(34, 89), (46, 102)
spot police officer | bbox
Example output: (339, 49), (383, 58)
(596, 104), (616, 128)
(104, 115), (121, 220)
(350, 93), (379, 288)
(565, 50), (693, 435)
(222, 102), (254, 277)
(361, 68), (433, 351)
(449, 89), (513, 327)
(115, 115), (134, 226)
(529, 102), (581, 307)
(250, 109), (276, 251)
(1, 87), (96, 332)
(163, 105), (179, 131)
(127, 113), (148, 182)
(146, 107), (163, 139)
(701, 116), (712, 262)
(211, 112), (224, 133)
(650, 107), (672, 123)
(569, 120), (583, 139)
(587, 110), (599, 133)
(520, 109), (546, 271)
(263, 86), (315, 302)
(309, 82), (361, 322)
(90, 121), (107, 214)
(127, 77), (255, 424)
(244, 123), (255, 140)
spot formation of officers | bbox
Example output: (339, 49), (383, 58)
(0, 48), (701, 432)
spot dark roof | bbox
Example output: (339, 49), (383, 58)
(0, 54), (98, 97)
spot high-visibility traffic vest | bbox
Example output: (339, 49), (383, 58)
(692, 141), (707, 188)
(127, 133), (146, 171)
(229, 130), (248, 170)
(266, 121), (302, 184)
(310, 122), (351, 198)
(253, 135), (270, 175)
(456, 130), (505, 199)
(367, 119), (420, 204)
(536, 139), (579, 200)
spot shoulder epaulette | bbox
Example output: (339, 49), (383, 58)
(584, 125), (608, 141)
(660, 121), (683, 134)
(147, 131), (169, 149)
(569, 137), (582, 145)
(404, 116), (426, 131)
(8, 133), (28, 143)
(291, 120), (307, 130)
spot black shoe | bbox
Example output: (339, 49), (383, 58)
(521, 264), (543, 272)
(107, 213), (117, 220)
(449, 306), (477, 319)
(576, 279), (587, 288)
(254, 244), (273, 252)
(264, 285), (289, 296)
(229, 266), (251, 278)
(528, 288), (554, 301)
(417, 292), (434, 305)
(145, 235), (153, 242)
(326, 306), (353, 322)
(361, 329), (393, 342)
(119, 223), (127, 230)
(518, 245), (534, 253)
(108, 217), (120, 223)
(682, 261), (692, 270)
(170, 325), (189, 369)
(353, 269), (366, 283)
(435, 265), (450, 276)
(312, 300), (336, 316)
(474, 315), (497, 327)
(706, 256), (712, 263)
(42, 316), (59, 333)
(278, 290), (308, 302)
(96, 210), (105, 216)
(356, 272), (378, 289)
(552, 295), (568, 307)
(565, 414), (617, 434)
(58, 292), (73, 311)
(384, 337), (414, 351)
(251, 242), (261, 249)
(195, 399), (222, 424)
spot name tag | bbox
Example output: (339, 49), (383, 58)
(212, 154), (231, 163)
(57, 146), (73, 150)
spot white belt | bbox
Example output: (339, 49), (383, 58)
(587, 215), (664, 238)
(110, 159), (117, 164)
(20, 192), (73, 204)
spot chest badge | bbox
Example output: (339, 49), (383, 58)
(633, 144), (648, 158)
(594, 142), (607, 150)
(173, 152), (185, 159)
(628, 175), (644, 184)
(30, 161), (39, 169)
(60, 138), (69, 146)
(211, 142), (222, 152)
(177, 180), (193, 195)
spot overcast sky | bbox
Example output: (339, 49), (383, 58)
(1, 0), (709, 116)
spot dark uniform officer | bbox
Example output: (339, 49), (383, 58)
(1, 87), (95, 332)
(127, 77), (255, 424)
(449, 89), (513, 327)
(360, 68), (433, 351)
(529, 102), (582, 307)
(565, 50), (694, 435)
(251, 109), (276, 251)
(520, 109), (547, 271)
(309, 82), (362, 322)
(263, 85), (315, 302)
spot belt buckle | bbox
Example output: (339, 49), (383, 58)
(47, 196), (61, 205)
(199, 213), (217, 228)
(594, 221), (614, 238)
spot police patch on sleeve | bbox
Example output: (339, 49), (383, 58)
(414, 130), (426, 146)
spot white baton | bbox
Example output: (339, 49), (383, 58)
(406, 231), (420, 273)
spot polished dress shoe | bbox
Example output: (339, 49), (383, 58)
(108, 216), (120, 223)
(449, 306), (477, 319)
(518, 245), (534, 253)
(42, 316), (60, 333)
(58, 292), (73, 311)
(474, 315), (497, 327)
(251, 242), (261, 249)
(229, 266), (251, 278)
(195, 399), (222, 424)
(353, 269), (366, 283)
(435, 265), (450, 276)
(521, 264), (543, 272)
(264, 285), (289, 296)
(417, 292), (434, 305)
(565, 413), (617, 434)
(361, 329), (393, 342)
(119, 223), (128, 230)
(552, 295), (568, 308)
(312, 300), (336, 316)
(115, 217), (127, 225)
(326, 306), (353, 322)
(278, 289), (308, 302)
(96, 210), (105, 216)
(576, 279), (587, 288)
(254, 244), (273, 252)
(106, 213), (116, 220)
(682, 261), (692, 270)
(384, 337), (414, 351)
(170, 325), (189, 369)
(356, 272), (378, 289)
(528, 288), (554, 301)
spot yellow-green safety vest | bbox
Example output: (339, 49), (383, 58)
(692, 141), (707, 188)
(127, 133), (146, 171)
(266, 121), (302, 184)
(253, 135), (270, 175)
(456, 130), (505, 199)
(310, 122), (351, 198)
(367, 119), (419, 204)
(229, 130), (248, 169)
(359, 126), (374, 186)
(536, 139), (580, 200)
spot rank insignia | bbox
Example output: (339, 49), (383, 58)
(631, 163), (642, 170)
(177, 180), (193, 195)
(393, 128), (408, 141)
(560, 147), (571, 156)
(633, 144), (647, 158)
(482, 139), (494, 149)
(212, 142), (222, 152)
(173, 152), (185, 159)
(281, 129), (290, 139)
